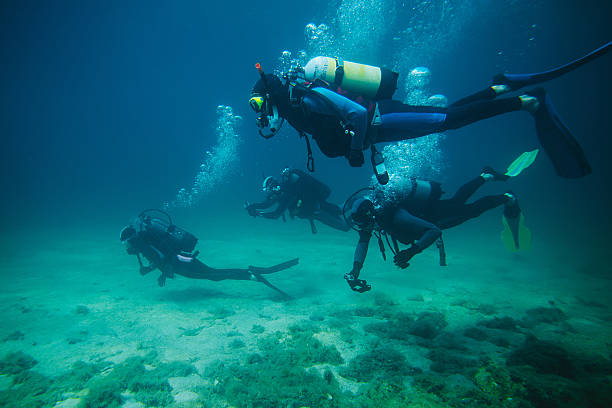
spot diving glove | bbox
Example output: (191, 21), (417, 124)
(244, 202), (258, 217)
(140, 265), (155, 276)
(393, 245), (421, 269)
(344, 272), (371, 293)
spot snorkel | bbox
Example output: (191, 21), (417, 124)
(253, 63), (285, 139)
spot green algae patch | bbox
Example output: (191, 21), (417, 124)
(0, 370), (57, 408)
(0, 351), (61, 408)
(472, 362), (528, 407)
(0, 350), (198, 408)
(78, 352), (197, 407)
(207, 326), (347, 408)
(364, 311), (447, 341)
(340, 346), (414, 382)
(208, 361), (342, 408)
(228, 338), (246, 349)
(350, 376), (413, 407)
(0, 351), (37, 375)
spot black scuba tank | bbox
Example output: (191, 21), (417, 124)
(138, 210), (198, 254)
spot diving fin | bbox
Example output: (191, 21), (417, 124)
(501, 198), (531, 252)
(493, 41), (611, 91)
(527, 88), (591, 178)
(253, 273), (293, 299)
(505, 149), (539, 177)
(248, 258), (299, 274)
(249, 258), (299, 299)
(451, 42), (611, 109)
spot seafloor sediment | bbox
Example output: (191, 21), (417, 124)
(0, 217), (610, 408)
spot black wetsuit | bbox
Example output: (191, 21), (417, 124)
(246, 169), (349, 233)
(124, 221), (297, 295)
(275, 82), (522, 163)
(352, 175), (509, 274)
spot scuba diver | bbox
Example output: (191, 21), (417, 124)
(341, 152), (536, 293)
(120, 209), (298, 297)
(244, 168), (350, 233)
(249, 42), (611, 183)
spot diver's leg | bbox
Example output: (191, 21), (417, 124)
(314, 202), (351, 232)
(174, 259), (253, 281)
(375, 97), (523, 143)
(450, 85), (512, 107)
(436, 195), (508, 229)
(449, 176), (486, 204)
(173, 259), (295, 297)
(442, 97), (522, 130)
(374, 102), (447, 142)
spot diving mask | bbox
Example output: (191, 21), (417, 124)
(249, 95), (265, 113)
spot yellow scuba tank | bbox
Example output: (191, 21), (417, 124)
(303, 56), (398, 100)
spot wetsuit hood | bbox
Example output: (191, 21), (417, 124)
(251, 74), (290, 112)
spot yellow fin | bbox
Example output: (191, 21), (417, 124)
(501, 213), (531, 252)
(505, 149), (539, 177)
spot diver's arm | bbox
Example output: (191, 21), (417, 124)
(285, 171), (300, 184)
(136, 253), (155, 275)
(138, 244), (165, 275)
(352, 230), (372, 275)
(392, 209), (441, 268)
(246, 196), (276, 212)
(395, 208), (441, 250)
(303, 87), (368, 167)
(258, 197), (289, 219)
(345, 230), (372, 292)
(310, 88), (369, 148)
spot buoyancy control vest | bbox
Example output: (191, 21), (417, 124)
(136, 211), (198, 256)
(282, 83), (352, 158)
(283, 169), (331, 202)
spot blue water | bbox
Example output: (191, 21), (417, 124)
(0, 1), (611, 407)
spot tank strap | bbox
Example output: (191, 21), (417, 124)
(136, 253), (145, 268)
(299, 131), (315, 172)
(408, 178), (418, 199)
(379, 230), (398, 257)
(436, 237), (447, 266)
(334, 56), (345, 86)
(374, 230), (386, 260)
(371, 103), (382, 126)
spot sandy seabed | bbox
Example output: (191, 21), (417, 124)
(0, 212), (610, 407)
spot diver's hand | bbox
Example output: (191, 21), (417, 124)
(247, 208), (259, 217)
(157, 274), (166, 287)
(245, 203), (259, 217)
(393, 246), (419, 269)
(344, 272), (371, 293)
(140, 265), (154, 276)
(348, 149), (365, 167)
